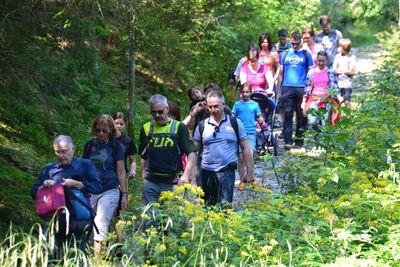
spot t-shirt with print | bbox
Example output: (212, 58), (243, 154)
(232, 100), (261, 135)
(280, 49), (314, 87)
(82, 139), (124, 192)
(193, 115), (247, 172)
(314, 29), (342, 66)
(139, 120), (195, 184)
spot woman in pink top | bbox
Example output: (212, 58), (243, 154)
(302, 51), (339, 129)
(240, 43), (274, 95)
(302, 27), (324, 67)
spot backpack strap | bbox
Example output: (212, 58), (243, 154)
(303, 49), (309, 70)
(198, 118), (206, 145)
(169, 120), (180, 155)
(229, 115), (240, 153)
(281, 49), (289, 85)
(140, 121), (155, 157)
(64, 187), (99, 234)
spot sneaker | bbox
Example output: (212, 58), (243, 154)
(274, 120), (282, 128)
(239, 182), (246, 191)
(251, 181), (259, 189)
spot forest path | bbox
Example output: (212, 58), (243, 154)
(232, 44), (385, 209)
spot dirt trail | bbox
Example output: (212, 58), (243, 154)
(232, 44), (384, 209)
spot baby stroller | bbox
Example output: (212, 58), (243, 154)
(251, 91), (278, 156)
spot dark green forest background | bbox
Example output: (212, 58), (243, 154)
(0, 0), (398, 234)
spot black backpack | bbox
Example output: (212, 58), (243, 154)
(197, 115), (240, 151)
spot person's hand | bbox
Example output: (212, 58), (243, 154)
(301, 98), (307, 110)
(41, 179), (54, 188)
(266, 89), (275, 97)
(191, 101), (206, 115)
(62, 178), (75, 188)
(190, 178), (197, 187)
(277, 93), (282, 102)
(129, 168), (136, 179)
(62, 178), (83, 189)
(177, 175), (189, 186)
(121, 193), (128, 210)
(337, 95), (344, 104)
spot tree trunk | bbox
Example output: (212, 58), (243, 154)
(127, 4), (135, 135)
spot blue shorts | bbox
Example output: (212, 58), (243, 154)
(239, 133), (256, 152)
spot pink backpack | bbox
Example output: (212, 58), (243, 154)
(36, 183), (66, 219)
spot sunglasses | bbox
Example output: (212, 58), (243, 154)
(213, 125), (220, 138)
(150, 108), (165, 116)
(291, 41), (301, 46)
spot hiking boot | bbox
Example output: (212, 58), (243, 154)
(251, 181), (259, 189)
(239, 182), (246, 191)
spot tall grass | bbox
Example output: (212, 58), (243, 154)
(0, 221), (91, 267)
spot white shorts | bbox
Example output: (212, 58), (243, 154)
(90, 188), (120, 241)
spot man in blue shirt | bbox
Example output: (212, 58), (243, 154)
(194, 90), (254, 208)
(278, 32), (313, 149)
(31, 135), (102, 254)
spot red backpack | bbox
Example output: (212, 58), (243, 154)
(36, 184), (66, 219)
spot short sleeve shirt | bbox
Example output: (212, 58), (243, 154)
(314, 29), (342, 66)
(333, 53), (356, 88)
(232, 100), (261, 134)
(240, 63), (270, 91)
(115, 133), (137, 171)
(138, 120), (195, 183)
(280, 49), (314, 87)
(193, 115), (247, 172)
(82, 139), (124, 192)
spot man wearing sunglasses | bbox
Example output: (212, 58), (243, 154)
(277, 32), (314, 150)
(193, 90), (254, 209)
(139, 94), (196, 205)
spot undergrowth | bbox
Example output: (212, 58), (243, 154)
(1, 32), (399, 266)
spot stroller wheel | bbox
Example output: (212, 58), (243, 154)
(272, 133), (278, 156)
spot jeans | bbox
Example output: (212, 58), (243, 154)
(201, 169), (235, 209)
(280, 87), (307, 145)
(142, 179), (175, 205)
(308, 101), (331, 129)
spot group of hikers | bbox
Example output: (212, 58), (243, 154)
(30, 15), (356, 258)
